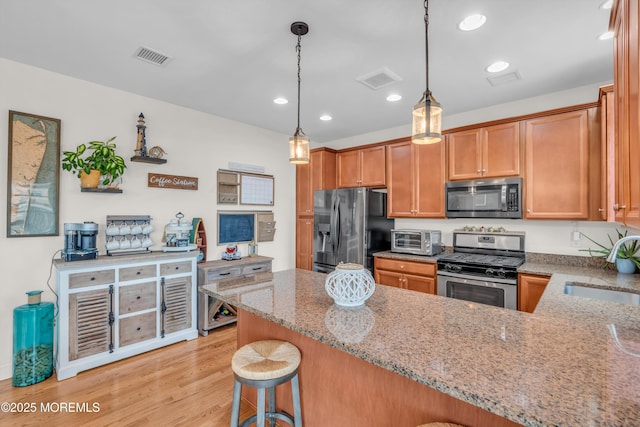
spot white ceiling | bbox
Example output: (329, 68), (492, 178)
(0, 0), (613, 145)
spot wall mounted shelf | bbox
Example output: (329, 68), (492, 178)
(130, 155), (167, 164)
(81, 188), (123, 193)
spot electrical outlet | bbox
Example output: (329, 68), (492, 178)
(571, 231), (581, 247)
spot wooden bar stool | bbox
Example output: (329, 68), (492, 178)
(230, 339), (302, 427)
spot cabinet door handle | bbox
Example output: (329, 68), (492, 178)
(219, 272), (231, 276)
(613, 204), (627, 211)
(598, 208), (604, 212)
(252, 267), (261, 271)
(136, 296), (141, 300)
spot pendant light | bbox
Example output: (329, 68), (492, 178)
(412, 0), (442, 144)
(289, 21), (310, 164)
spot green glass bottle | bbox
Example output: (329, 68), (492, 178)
(12, 290), (54, 387)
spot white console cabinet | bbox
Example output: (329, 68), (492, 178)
(54, 252), (198, 380)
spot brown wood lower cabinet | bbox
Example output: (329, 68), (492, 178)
(374, 257), (436, 294)
(238, 309), (519, 427)
(518, 273), (551, 313)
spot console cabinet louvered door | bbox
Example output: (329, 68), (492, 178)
(55, 253), (198, 380)
(69, 287), (113, 360)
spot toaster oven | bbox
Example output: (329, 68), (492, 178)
(391, 229), (443, 256)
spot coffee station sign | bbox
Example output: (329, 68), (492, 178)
(148, 173), (198, 190)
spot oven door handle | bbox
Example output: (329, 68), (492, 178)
(436, 270), (517, 285)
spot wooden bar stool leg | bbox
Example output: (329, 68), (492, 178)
(230, 380), (242, 427)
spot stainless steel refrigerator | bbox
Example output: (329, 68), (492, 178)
(313, 187), (393, 273)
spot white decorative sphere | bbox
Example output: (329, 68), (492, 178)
(325, 263), (375, 307)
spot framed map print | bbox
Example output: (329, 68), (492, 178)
(7, 111), (61, 237)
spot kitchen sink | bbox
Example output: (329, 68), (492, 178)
(564, 283), (640, 306)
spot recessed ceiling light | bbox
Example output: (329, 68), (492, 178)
(600, 0), (613, 10)
(319, 115), (332, 121)
(598, 31), (614, 40)
(458, 14), (487, 31)
(386, 94), (402, 102)
(273, 97), (288, 105)
(486, 61), (510, 73)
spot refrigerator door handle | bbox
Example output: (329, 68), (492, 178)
(330, 196), (338, 254)
(335, 201), (341, 253)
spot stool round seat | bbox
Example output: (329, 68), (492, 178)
(232, 339), (301, 381)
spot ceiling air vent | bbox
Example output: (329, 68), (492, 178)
(487, 71), (522, 87)
(134, 46), (172, 67)
(356, 67), (402, 90)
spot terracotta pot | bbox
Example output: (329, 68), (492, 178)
(80, 170), (101, 189)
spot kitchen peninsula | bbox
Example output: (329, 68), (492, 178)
(201, 268), (640, 427)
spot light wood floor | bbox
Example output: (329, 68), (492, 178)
(0, 324), (253, 426)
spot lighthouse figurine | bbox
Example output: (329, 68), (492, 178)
(134, 113), (147, 157)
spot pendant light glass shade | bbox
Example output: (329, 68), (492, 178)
(412, 91), (442, 144)
(289, 130), (310, 164)
(289, 22), (310, 164)
(412, 0), (442, 145)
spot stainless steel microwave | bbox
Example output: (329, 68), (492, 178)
(391, 229), (443, 256)
(445, 177), (522, 219)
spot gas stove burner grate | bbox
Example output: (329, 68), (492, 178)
(438, 252), (525, 269)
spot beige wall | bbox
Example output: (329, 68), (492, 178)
(0, 58), (297, 380)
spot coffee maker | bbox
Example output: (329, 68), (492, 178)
(62, 222), (99, 262)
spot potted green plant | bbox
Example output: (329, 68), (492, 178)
(61, 136), (126, 188)
(580, 229), (640, 273)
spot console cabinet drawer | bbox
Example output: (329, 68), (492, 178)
(119, 312), (157, 347)
(242, 263), (272, 275)
(69, 269), (115, 289)
(119, 281), (157, 314)
(160, 261), (193, 276)
(119, 265), (156, 282)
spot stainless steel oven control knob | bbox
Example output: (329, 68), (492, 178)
(486, 268), (495, 277)
(496, 269), (506, 278)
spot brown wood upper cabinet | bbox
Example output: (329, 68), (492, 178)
(295, 148), (336, 270)
(386, 140), (445, 218)
(447, 122), (520, 181)
(296, 148), (336, 216)
(337, 145), (386, 188)
(611, 0), (640, 228)
(523, 109), (594, 220)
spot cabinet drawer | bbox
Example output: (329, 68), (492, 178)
(241, 263), (272, 275)
(69, 269), (115, 289)
(119, 281), (157, 314)
(206, 267), (242, 281)
(119, 312), (157, 347)
(119, 265), (156, 282)
(375, 258), (436, 277)
(159, 261), (193, 276)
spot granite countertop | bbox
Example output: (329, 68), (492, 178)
(202, 266), (640, 427)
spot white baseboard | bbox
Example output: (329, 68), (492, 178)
(0, 363), (12, 381)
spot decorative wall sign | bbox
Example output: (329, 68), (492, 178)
(148, 173), (198, 190)
(7, 111), (61, 237)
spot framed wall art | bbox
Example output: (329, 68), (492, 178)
(7, 111), (61, 237)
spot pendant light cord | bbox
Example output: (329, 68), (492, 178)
(424, 0), (430, 98)
(296, 31), (302, 133)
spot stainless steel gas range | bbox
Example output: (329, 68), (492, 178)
(436, 229), (525, 310)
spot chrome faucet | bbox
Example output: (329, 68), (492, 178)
(606, 235), (640, 263)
